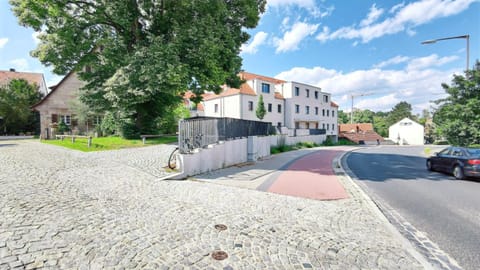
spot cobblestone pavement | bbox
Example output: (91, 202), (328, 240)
(0, 140), (427, 269)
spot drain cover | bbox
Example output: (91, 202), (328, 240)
(214, 224), (227, 231)
(211, 250), (228, 260)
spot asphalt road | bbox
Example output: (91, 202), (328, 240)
(344, 145), (480, 270)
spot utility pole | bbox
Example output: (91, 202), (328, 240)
(350, 93), (374, 123)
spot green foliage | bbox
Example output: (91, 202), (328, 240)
(11, 0), (266, 137)
(57, 120), (70, 133)
(99, 112), (118, 136)
(0, 79), (43, 135)
(337, 110), (350, 124)
(387, 101), (414, 127)
(373, 116), (388, 137)
(157, 103), (191, 134)
(119, 120), (140, 139)
(256, 94), (266, 120)
(353, 109), (374, 124)
(433, 61), (480, 146)
(322, 137), (335, 146)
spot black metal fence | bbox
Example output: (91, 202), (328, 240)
(178, 117), (272, 153)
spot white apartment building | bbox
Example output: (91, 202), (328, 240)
(200, 72), (338, 137)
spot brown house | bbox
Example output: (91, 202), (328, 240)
(338, 123), (384, 144)
(32, 72), (95, 139)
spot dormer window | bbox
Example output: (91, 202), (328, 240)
(261, 83), (270, 93)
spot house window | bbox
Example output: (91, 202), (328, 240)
(315, 91), (318, 99)
(295, 87), (300, 96)
(306, 106), (310, 114)
(324, 95), (329, 102)
(277, 122), (282, 127)
(306, 89), (310, 98)
(262, 83), (270, 93)
(277, 104), (282, 113)
(315, 107), (318, 115)
(60, 115), (71, 125)
(295, 122), (300, 129)
(326, 124), (329, 130)
(332, 110), (335, 117)
(93, 115), (101, 125)
(327, 110), (329, 117)
(295, 104), (300, 113)
(268, 103), (272, 112)
(322, 123), (325, 129)
(332, 124), (335, 130)
(248, 101), (253, 111)
(322, 109), (325, 116)
(214, 104), (219, 113)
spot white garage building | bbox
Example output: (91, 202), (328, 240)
(388, 118), (424, 145)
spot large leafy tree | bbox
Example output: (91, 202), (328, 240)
(0, 79), (43, 135)
(11, 0), (266, 136)
(433, 61), (480, 146)
(387, 101), (414, 127)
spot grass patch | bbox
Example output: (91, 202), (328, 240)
(42, 136), (177, 152)
(424, 147), (431, 156)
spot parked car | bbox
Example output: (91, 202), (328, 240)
(426, 146), (480, 179)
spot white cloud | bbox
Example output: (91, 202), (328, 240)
(0, 38), (8, 49)
(32, 32), (41, 45)
(406, 54), (458, 70)
(316, 0), (476, 43)
(275, 54), (461, 113)
(373, 55), (410, 68)
(360, 4), (384, 27)
(9, 58), (29, 71)
(241, 31), (268, 54)
(274, 22), (319, 53)
(389, 2), (405, 13)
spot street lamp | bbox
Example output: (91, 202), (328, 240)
(421, 34), (470, 71)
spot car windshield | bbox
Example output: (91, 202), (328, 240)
(466, 148), (480, 156)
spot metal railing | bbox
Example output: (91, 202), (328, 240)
(178, 117), (272, 153)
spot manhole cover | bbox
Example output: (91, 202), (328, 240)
(214, 224), (227, 231)
(211, 250), (228, 260)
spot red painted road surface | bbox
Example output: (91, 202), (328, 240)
(267, 150), (349, 200)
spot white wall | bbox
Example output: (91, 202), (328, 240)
(388, 118), (424, 145)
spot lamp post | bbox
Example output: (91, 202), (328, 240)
(421, 34), (470, 71)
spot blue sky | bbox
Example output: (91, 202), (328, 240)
(1, 0), (479, 113)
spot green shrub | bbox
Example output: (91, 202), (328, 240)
(119, 121), (140, 139)
(322, 137), (334, 146)
(57, 120), (70, 133)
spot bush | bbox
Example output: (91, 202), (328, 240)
(119, 121), (140, 139)
(322, 137), (334, 146)
(100, 112), (117, 136)
(57, 120), (70, 134)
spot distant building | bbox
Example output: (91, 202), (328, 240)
(0, 68), (48, 95)
(338, 123), (383, 144)
(388, 117), (424, 145)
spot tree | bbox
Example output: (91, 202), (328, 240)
(11, 0), (266, 136)
(433, 61), (480, 146)
(353, 109), (374, 124)
(256, 94), (266, 120)
(373, 115), (388, 137)
(0, 79), (43, 135)
(387, 101), (414, 127)
(337, 110), (349, 124)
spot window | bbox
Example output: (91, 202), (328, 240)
(277, 104), (282, 113)
(295, 87), (300, 96)
(261, 83), (270, 93)
(248, 101), (253, 111)
(93, 115), (101, 125)
(322, 109), (325, 116)
(315, 91), (318, 99)
(332, 110), (335, 117)
(332, 124), (335, 131)
(60, 115), (71, 125)
(295, 122), (300, 129)
(322, 123), (325, 129)
(306, 89), (310, 98)
(214, 104), (219, 113)
(327, 110), (329, 117)
(326, 124), (329, 130)
(277, 122), (282, 127)
(295, 104), (300, 113)
(306, 106), (310, 114)
(268, 103), (272, 112)
(315, 107), (318, 115)
(323, 95), (329, 103)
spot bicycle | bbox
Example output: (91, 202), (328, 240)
(168, 147), (180, 169)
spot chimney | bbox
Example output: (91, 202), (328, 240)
(9, 68), (15, 72)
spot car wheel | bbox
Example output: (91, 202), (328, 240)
(426, 160), (433, 171)
(453, 165), (465, 180)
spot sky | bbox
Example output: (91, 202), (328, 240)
(1, 0), (479, 114)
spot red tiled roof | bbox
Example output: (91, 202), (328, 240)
(339, 123), (374, 133)
(0, 70), (45, 88)
(239, 71), (286, 84)
(274, 92), (285, 99)
(331, 101), (339, 108)
(340, 131), (384, 144)
(203, 83), (256, 101)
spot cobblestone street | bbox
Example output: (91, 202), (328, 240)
(0, 140), (425, 269)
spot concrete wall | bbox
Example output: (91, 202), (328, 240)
(174, 134), (326, 179)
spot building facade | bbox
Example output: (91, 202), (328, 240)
(388, 117), (424, 145)
(200, 72), (339, 138)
